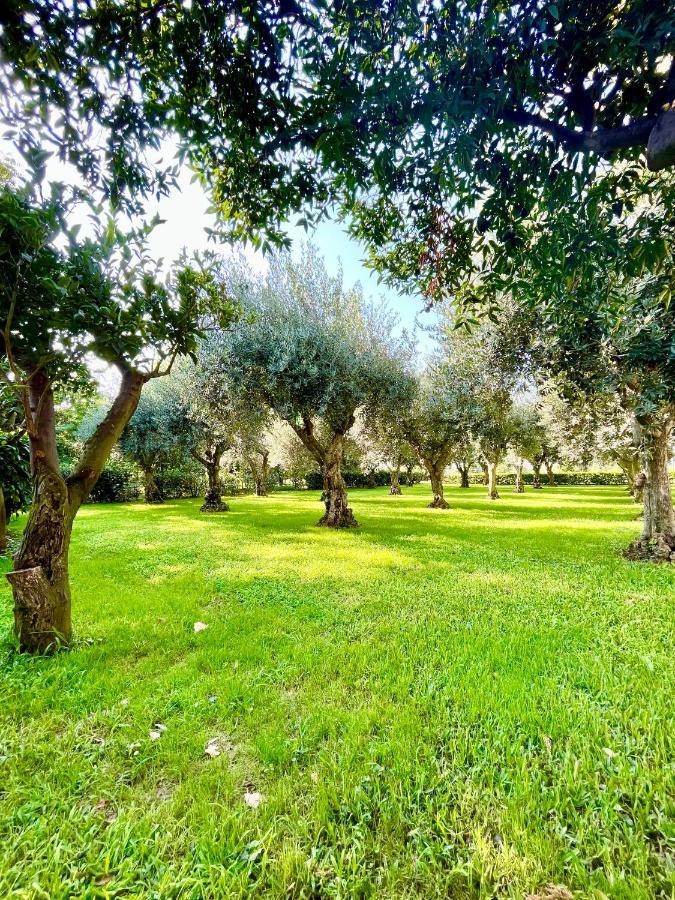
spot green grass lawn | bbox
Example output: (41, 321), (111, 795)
(0, 485), (673, 898)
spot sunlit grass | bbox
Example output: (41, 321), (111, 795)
(0, 485), (673, 898)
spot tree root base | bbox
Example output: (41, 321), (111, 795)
(201, 500), (230, 512)
(318, 509), (358, 528)
(624, 534), (675, 563)
(389, 485), (402, 495)
(428, 498), (450, 509)
(514, 486), (524, 494)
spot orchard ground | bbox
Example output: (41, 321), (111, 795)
(0, 485), (673, 898)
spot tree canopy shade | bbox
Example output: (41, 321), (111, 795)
(0, 185), (237, 651)
(299, 2), (675, 303)
(222, 245), (412, 527)
(498, 171), (675, 557)
(0, 0), (331, 240)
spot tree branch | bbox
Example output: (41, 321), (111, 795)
(501, 108), (657, 155)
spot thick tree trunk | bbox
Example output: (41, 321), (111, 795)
(545, 461), (556, 486)
(404, 463), (415, 486)
(143, 467), (163, 504)
(201, 461), (229, 512)
(514, 460), (524, 493)
(626, 415), (674, 561)
(456, 462), (470, 488)
(319, 445), (357, 527)
(10, 464), (73, 652)
(7, 367), (145, 652)
(487, 461), (500, 500)
(425, 460), (449, 509)
(0, 485), (7, 554)
(389, 457), (402, 495)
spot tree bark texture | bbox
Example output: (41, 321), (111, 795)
(143, 467), (163, 504)
(626, 414), (674, 562)
(389, 457), (402, 495)
(425, 460), (449, 509)
(201, 460), (229, 512)
(456, 462), (470, 488)
(319, 440), (357, 528)
(531, 461), (542, 488)
(8, 367), (145, 652)
(480, 460), (489, 486)
(514, 460), (524, 493)
(487, 461), (500, 500)
(545, 461), (556, 486)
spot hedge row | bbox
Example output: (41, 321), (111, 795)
(455, 471), (631, 486)
(305, 470), (423, 490)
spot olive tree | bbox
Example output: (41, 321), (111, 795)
(119, 381), (186, 504)
(224, 246), (410, 527)
(0, 186), (233, 652)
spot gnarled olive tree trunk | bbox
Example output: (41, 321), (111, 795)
(424, 458), (449, 509)
(545, 460), (556, 486)
(8, 367), (144, 653)
(389, 456), (402, 495)
(456, 461), (470, 488)
(626, 414), (674, 562)
(514, 459), (524, 493)
(320, 437), (357, 527)
(293, 417), (357, 527)
(142, 466), (163, 504)
(193, 444), (229, 511)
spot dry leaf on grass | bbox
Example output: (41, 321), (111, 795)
(526, 885), (573, 900)
(244, 791), (263, 808)
(193, 621), (209, 633)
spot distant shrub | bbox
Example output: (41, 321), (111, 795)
(305, 470), (421, 490)
(87, 460), (142, 503)
(156, 467), (205, 499)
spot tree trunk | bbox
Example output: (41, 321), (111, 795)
(486, 461), (500, 499)
(201, 461), (229, 512)
(531, 461), (542, 488)
(545, 461), (556, 486)
(253, 450), (269, 496)
(480, 459), (489, 486)
(456, 462), (470, 488)
(514, 460), (524, 493)
(0, 485), (7, 554)
(143, 466), (163, 503)
(319, 443), (357, 527)
(626, 415), (674, 561)
(7, 367), (145, 653)
(389, 457), (402, 495)
(10, 462), (73, 652)
(425, 460), (449, 509)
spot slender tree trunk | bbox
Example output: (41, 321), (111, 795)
(201, 460), (229, 512)
(545, 460), (556, 486)
(143, 466), (163, 503)
(253, 450), (269, 496)
(514, 460), (524, 493)
(0, 485), (7, 554)
(456, 462), (470, 488)
(626, 414), (674, 561)
(389, 456), (402, 495)
(425, 459), (449, 509)
(319, 441), (357, 527)
(404, 462), (415, 486)
(531, 461), (542, 488)
(7, 367), (144, 653)
(479, 459), (489, 486)
(487, 461), (500, 500)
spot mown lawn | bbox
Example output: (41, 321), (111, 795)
(0, 485), (673, 899)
